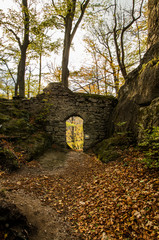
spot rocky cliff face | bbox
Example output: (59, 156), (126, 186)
(112, 43), (159, 139)
(112, 0), (159, 141)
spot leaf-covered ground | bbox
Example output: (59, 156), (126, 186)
(0, 148), (158, 240)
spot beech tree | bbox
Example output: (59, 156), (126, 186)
(51, 0), (90, 88)
(0, 0), (60, 98)
(17, 0), (29, 98)
(0, 0), (29, 97)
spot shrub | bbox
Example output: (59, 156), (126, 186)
(138, 126), (159, 168)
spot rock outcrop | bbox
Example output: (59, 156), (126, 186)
(112, 0), (159, 141)
(112, 43), (159, 139)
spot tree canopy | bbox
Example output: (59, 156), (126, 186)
(0, 0), (148, 98)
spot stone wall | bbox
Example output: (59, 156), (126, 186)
(148, 0), (159, 47)
(26, 83), (117, 150)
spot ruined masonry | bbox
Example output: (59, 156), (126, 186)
(27, 83), (117, 150)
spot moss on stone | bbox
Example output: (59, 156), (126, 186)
(0, 100), (52, 170)
(139, 58), (159, 75)
(98, 149), (120, 163)
(15, 132), (51, 161)
(1, 118), (34, 136)
(0, 113), (11, 123)
(0, 147), (19, 171)
(76, 92), (116, 101)
(94, 134), (131, 163)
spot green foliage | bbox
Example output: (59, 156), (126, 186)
(138, 126), (159, 168)
(116, 121), (127, 127)
(66, 122), (76, 127)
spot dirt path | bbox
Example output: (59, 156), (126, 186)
(0, 149), (104, 240)
(1, 148), (158, 240)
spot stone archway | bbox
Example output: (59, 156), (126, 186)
(29, 83), (118, 150)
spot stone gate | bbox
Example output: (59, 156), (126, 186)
(29, 83), (117, 150)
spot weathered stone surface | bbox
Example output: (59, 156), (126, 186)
(28, 83), (117, 150)
(94, 134), (131, 163)
(0, 99), (51, 169)
(112, 43), (159, 138)
(111, 0), (159, 141)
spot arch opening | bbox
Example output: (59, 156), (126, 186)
(66, 116), (84, 151)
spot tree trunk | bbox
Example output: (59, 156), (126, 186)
(38, 52), (42, 94)
(61, 0), (90, 88)
(61, 14), (73, 88)
(107, 40), (119, 94)
(27, 67), (31, 98)
(16, 0), (29, 98)
(17, 48), (27, 97)
(15, 83), (18, 97)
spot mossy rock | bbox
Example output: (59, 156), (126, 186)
(94, 134), (131, 163)
(98, 148), (121, 163)
(0, 103), (18, 116)
(96, 134), (131, 150)
(1, 118), (34, 136)
(0, 101), (29, 119)
(15, 132), (52, 161)
(0, 147), (19, 171)
(0, 113), (11, 124)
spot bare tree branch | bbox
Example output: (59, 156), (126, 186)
(0, 57), (16, 84)
(4, 25), (22, 49)
(70, 0), (90, 42)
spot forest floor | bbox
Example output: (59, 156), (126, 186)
(0, 148), (158, 240)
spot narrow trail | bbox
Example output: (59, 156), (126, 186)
(0, 150), (105, 240)
(0, 148), (158, 240)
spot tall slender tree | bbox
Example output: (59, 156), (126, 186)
(0, 0), (60, 97)
(52, 0), (90, 88)
(113, 0), (144, 80)
(16, 0), (30, 97)
(0, 0), (30, 97)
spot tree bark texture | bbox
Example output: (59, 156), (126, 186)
(16, 0), (29, 98)
(61, 0), (90, 88)
(62, 11), (73, 88)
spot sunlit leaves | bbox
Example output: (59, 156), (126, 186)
(66, 116), (84, 150)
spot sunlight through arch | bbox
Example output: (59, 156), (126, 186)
(66, 116), (84, 151)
